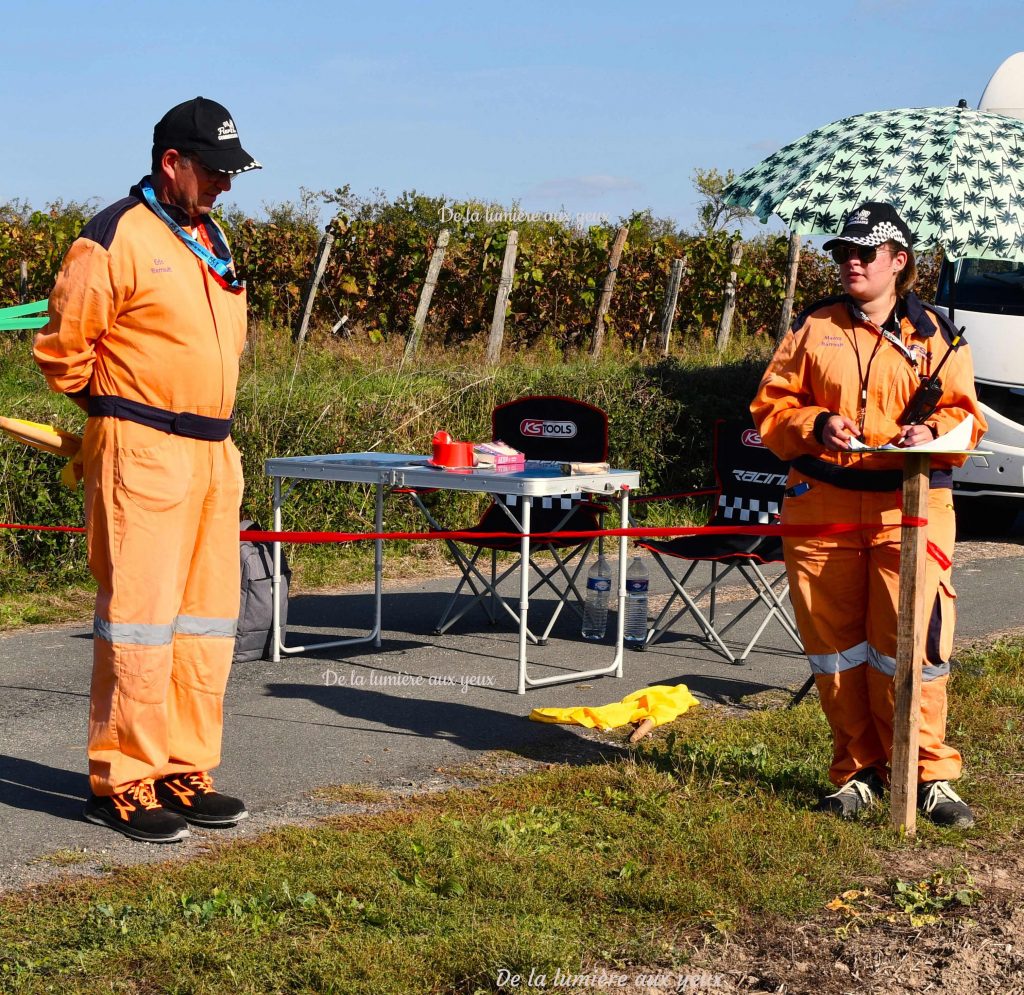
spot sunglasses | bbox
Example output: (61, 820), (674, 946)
(830, 244), (893, 265)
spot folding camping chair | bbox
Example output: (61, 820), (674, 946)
(415, 396), (609, 643)
(633, 418), (804, 664)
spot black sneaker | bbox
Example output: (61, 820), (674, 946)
(815, 768), (884, 820)
(154, 772), (249, 827)
(918, 780), (975, 828)
(83, 780), (191, 843)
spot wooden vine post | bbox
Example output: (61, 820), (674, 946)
(404, 229), (450, 361)
(776, 231), (802, 342)
(889, 453), (931, 834)
(590, 225), (629, 358)
(295, 222), (338, 344)
(485, 231), (518, 365)
(658, 256), (686, 357)
(715, 237), (744, 353)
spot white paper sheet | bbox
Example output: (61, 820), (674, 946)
(847, 414), (975, 453)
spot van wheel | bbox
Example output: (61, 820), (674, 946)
(955, 499), (1023, 538)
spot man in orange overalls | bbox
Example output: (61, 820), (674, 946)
(752, 203), (986, 828)
(34, 98), (261, 842)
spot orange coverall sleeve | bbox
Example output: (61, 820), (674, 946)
(33, 238), (118, 397)
(750, 326), (831, 461)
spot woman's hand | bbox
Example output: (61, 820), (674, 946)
(822, 415), (861, 451)
(894, 423), (936, 447)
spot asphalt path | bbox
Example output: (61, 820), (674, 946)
(2, 527), (1022, 892)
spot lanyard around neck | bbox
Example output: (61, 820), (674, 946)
(140, 179), (243, 290)
(849, 299), (918, 368)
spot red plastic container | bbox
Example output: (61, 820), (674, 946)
(431, 431), (476, 468)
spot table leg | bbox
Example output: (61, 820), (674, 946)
(519, 487), (633, 692)
(271, 476), (283, 663)
(517, 496), (531, 695)
(613, 487), (629, 678)
(373, 481), (384, 648)
(274, 476), (385, 656)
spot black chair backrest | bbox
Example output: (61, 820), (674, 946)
(492, 396), (608, 462)
(710, 419), (789, 526)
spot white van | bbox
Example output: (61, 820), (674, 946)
(934, 53), (1024, 534)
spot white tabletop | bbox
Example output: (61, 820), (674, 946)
(265, 452), (640, 497)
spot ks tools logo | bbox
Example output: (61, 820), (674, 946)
(741, 429), (765, 448)
(520, 419), (577, 439)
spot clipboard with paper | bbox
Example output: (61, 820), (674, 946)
(847, 414), (990, 455)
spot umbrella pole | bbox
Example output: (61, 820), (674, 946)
(889, 453), (931, 834)
(946, 255), (957, 325)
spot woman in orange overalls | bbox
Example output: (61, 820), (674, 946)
(751, 202), (986, 826)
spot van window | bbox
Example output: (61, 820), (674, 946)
(936, 258), (1024, 316)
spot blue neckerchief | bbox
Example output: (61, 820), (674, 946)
(139, 179), (243, 290)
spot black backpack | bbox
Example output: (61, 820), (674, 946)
(234, 520), (291, 664)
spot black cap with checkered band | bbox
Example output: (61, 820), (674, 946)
(822, 202), (913, 251)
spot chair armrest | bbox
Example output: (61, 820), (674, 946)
(629, 487), (718, 505)
(628, 487), (719, 524)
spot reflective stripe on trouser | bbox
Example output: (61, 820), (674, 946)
(83, 417), (244, 796)
(781, 474), (960, 787)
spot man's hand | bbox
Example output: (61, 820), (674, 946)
(822, 415), (861, 451)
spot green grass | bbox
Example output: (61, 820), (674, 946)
(2, 638), (1021, 994)
(0, 763), (881, 994)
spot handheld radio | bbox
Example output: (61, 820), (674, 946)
(899, 331), (963, 425)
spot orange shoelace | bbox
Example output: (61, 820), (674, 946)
(182, 771), (215, 794)
(112, 778), (161, 820)
(128, 779), (160, 810)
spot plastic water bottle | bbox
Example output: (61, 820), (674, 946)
(624, 555), (650, 650)
(581, 555), (613, 641)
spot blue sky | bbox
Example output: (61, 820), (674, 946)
(3, 0), (1019, 230)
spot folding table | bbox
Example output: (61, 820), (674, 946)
(264, 452), (641, 692)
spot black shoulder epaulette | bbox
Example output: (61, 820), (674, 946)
(78, 196), (139, 251)
(789, 294), (848, 333)
(903, 292), (962, 345)
(920, 301), (963, 346)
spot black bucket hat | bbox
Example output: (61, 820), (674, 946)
(153, 97), (262, 175)
(822, 202), (913, 250)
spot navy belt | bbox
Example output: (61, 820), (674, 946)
(88, 396), (233, 442)
(792, 455), (952, 493)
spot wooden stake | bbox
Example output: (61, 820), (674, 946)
(715, 238), (744, 352)
(295, 227), (336, 344)
(404, 229), (450, 361)
(485, 230), (518, 365)
(629, 718), (656, 743)
(658, 256), (686, 357)
(590, 225), (629, 358)
(776, 232), (801, 343)
(889, 452), (931, 834)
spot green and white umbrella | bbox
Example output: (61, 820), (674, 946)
(724, 104), (1024, 261)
